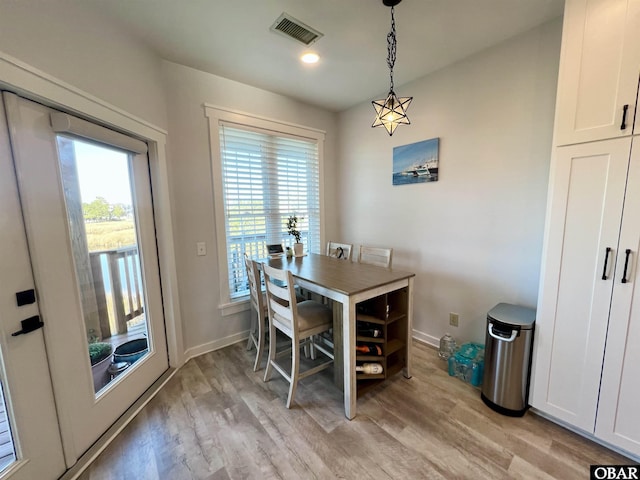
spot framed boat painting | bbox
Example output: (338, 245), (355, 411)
(392, 137), (439, 185)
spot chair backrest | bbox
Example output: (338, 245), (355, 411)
(326, 241), (353, 261)
(358, 245), (393, 268)
(244, 254), (264, 314)
(262, 263), (298, 336)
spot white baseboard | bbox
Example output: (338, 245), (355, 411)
(412, 329), (438, 348)
(183, 330), (249, 361)
(184, 328), (437, 360)
(530, 408), (639, 462)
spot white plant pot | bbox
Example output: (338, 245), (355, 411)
(293, 243), (303, 256)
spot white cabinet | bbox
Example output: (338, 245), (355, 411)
(531, 137), (632, 429)
(531, 137), (640, 457)
(532, 0), (640, 457)
(553, 0), (640, 146)
(595, 144), (640, 455)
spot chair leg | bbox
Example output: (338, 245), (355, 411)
(286, 336), (300, 409)
(302, 341), (317, 359)
(263, 320), (276, 382)
(246, 306), (257, 351)
(253, 313), (265, 372)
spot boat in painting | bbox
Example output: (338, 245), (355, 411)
(408, 158), (438, 178)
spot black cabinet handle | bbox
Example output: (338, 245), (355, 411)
(602, 247), (612, 280)
(621, 249), (632, 284)
(621, 104), (629, 130)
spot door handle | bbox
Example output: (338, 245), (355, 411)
(621, 249), (632, 284)
(602, 247), (612, 280)
(11, 315), (44, 336)
(621, 104), (629, 130)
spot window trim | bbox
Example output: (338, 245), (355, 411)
(204, 104), (326, 308)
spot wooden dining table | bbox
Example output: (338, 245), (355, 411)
(266, 253), (415, 419)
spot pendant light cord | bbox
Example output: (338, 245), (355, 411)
(387, 6), (397, 92)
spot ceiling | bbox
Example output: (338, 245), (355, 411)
(81, 0), (564, 112)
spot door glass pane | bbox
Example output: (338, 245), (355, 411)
(56, 136), (149, 395)
(0, 379), (16, 473)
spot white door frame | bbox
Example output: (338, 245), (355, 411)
(0, 98), (66, 480)
(0, 51), (184, 467)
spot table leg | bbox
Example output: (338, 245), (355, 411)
(343, 299), (356, 420)
(404, 277), (414, 379)
(332, 301), (343, 390)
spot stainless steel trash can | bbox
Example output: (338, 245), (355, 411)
(481, 303), (535, 417)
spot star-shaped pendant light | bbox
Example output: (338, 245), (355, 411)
(372, 0), (412, 136)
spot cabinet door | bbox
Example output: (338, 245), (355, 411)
(595, 139), (640, 457)
(554, 0), (640, 146)
(530, 138), (632, 432)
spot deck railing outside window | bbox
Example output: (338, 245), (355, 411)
(89, 245), (144, 338)
(228, 231), (309, 297)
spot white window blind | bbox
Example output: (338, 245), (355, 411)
(219, 122), (321, 298)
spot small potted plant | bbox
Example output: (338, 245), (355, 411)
(287, 215), (304, 256)
(89, 341), (113, 392)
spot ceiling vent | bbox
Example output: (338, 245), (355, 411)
(270, 13), (323, 46)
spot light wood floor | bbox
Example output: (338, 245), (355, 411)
(77, 341), (630, 480)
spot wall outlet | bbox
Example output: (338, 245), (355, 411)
(449, 312), (459, 327)
(196, 242), (207, 256)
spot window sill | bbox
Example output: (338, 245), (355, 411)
(219, 297), (251, 317)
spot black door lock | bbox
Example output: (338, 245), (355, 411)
(16, 289), (36, 306)
(11, 315), (44, 336)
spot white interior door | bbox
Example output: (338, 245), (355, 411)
(0, 99), (65, 478)
(2, 92), (169, 463)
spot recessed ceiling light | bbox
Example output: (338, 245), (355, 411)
(301, 52), (319, 64)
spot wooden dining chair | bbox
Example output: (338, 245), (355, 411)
(262, 263), (334, 408)
(244, 254), (267, 371)
(358, 245), (393, 268)
(319, 240), (354, 350)
(326, 241), (353, 261)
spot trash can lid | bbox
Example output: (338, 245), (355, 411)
(487, 303), (536, 329)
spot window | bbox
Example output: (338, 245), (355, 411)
(205, 107), (325, 303)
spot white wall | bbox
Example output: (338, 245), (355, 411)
(0, 0), (167, 129)
(337, 19), (562, 346)
(161, 61), (338, 356)
(0, 0), (561, 355)
(0, 0), (339, 358)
